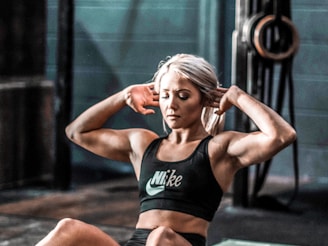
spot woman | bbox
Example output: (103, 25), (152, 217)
(36, 54), (296, 246)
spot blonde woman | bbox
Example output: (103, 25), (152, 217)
(37, 54), (296, 246)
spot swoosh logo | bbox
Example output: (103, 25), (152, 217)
(146, 178), (165, 196)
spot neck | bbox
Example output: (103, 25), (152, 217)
(168, 128), (209, 143)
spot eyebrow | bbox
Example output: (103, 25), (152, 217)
(160, 88), (192, 92)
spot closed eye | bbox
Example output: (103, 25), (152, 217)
(178, 92), (189, 100)
(160, 90), (191, 100)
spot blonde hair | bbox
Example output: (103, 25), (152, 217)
(152, 54), (224, 135)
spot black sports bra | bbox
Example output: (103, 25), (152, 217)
(138, 136), (223, 221)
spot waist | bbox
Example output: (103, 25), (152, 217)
(140, 197), (218, 221)
(136, 209), (209, 237)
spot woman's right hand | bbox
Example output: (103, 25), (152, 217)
(124, 83), (159, 115)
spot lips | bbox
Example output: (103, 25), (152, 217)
(166, 114), (180, 119)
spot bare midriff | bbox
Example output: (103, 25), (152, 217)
(135, 209), (209, 237)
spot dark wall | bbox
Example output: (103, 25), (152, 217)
(46, 0), (234, 176)
(46, 0), (328, 181)
(0, 0), (54, 188)
(0, 1), (46, 76)
(268, 1), (328, 180)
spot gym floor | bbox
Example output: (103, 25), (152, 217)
(0, 173), (327, 246)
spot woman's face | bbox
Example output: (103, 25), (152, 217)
(159, 71), (204, 130)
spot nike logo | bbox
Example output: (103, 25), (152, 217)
(145, 169), (183, 196)
(146, 178), (165, 196)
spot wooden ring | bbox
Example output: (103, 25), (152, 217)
(253, 15), (299, 61)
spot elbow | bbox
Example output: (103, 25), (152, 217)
(286, 127), (297, 145)
(278, 127), (297, 148)
(65, 124), (73, 141)
(65, 123), (80, 143)
(267, 127), (297, 152)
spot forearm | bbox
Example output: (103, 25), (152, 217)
(65, 89), (127, 140)
(229, 86), (296, 143)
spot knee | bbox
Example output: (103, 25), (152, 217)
(153, 226), (175, 238)
(53, 218), (81, 237)
(147, 226), (175, 245)
(56, 218), (77, 229)
(36, 218), (81, 246)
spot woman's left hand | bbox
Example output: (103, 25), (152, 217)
(207, 87), (229, 115)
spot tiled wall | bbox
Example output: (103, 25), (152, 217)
(269, 1), (328, 179)
(46, 0), (328, 180)
(46, 0), (234, 171)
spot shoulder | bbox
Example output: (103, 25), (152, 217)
(208, 130), (252, 165)
(208, 131), (237, 155)
(208, 130), (247, 154)
(128, 129), (159, 166)
(127, 128), (159, 152)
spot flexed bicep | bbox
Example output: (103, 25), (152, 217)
(72, 128), (133, 163)
(215, 85), (296, 168)
(226, 131), (284, 168)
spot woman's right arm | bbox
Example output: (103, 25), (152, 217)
(65, 83), (159, 164)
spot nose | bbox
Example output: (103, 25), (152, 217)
(167, 95), (178, 110)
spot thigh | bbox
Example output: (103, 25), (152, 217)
(146, 226), (192, 246)
(36, 218), (120, 246)
(125, 227), (206, 246)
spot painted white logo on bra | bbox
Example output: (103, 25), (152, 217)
(146, 179), (165, 196)
(146, 169), (183, 196)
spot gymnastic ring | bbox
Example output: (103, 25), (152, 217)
(253, 15), (299, 61)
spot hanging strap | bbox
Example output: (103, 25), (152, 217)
(243, 0), (300, 208)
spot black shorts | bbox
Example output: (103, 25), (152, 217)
(124, 228), (206, 246)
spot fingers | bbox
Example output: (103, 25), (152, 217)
(204, 87), (229, 115)
(152, 93), (159, 102)
(145, 82), (159, 98)
(211, 102), (220, 109)
(215, 87), (228, 97)
(140, 108), (156, 115)
(216, 87), (229, 92)
(149, 85), (160, 104)
(207, 89), (225, 106)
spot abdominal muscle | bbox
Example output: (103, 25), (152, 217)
(135, 209), (209, 237)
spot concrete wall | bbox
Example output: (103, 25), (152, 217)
(268, 1), (328, 181)
(46, 0), (328, 181)
(47, 0), (234, 175)
(0, 1), (54, 188)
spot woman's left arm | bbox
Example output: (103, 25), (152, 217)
(215, 85), (296, 168)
